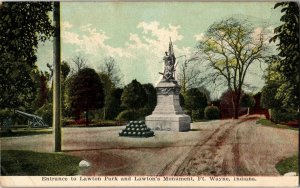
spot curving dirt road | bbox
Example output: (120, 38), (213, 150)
(174, 116), (298, 176)
(1, 115), (298, 176)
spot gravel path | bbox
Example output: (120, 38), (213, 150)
(1, 115), (298, 176)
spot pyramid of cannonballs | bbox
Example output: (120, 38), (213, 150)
(119, 120), (154, 137)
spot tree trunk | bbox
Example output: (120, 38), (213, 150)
(234, 92), (241, 119)
(53, 2), (61, 152)
(231, 91), (235, 119)
(85, 110), (89, 126)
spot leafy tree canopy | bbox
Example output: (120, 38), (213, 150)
(0, 2), (54, 109)
(121, 79), (147, 110)
(269, 2), (299, 108)
(69, 68), (105, 125)
(260, 81), (283, 109)
(0, 2), (54, 66)
(197, 17), (268, 118)
(142, 83), (157, 111)
(240, 93), (255, 108)
(185, 88), (208, 111)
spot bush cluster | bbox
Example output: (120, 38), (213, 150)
(271, 109), (299, 123)
(35, 103), (52, 126)
(192, 109), (205, 120)
(204, 106), (220, 120)
(116, 107), (153, 121)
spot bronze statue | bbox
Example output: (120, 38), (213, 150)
(159, 39), (176, 81)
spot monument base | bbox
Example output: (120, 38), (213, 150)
(145, 114), (191, 132)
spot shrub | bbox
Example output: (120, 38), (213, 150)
(116, 110), (136, 121)
(116, 108), (151, 121)
(35, 103), (52, 126)
(0, 109), (14, 127)
(138, 107), (153, 118)
(271, 109), (299, 123)
(204, 106), (220, 120)
(192, 109), (205, 120)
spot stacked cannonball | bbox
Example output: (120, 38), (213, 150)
(119, 120), (154, 137)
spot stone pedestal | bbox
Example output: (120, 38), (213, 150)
(145, 80), (191, 132)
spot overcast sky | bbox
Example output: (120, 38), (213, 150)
(36, 1), (282, 97)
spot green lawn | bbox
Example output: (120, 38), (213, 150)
(276, 155), (299, 175)
(256, 119), (298, 131)
(0, 128), (52, 137)
(1, 150), (82, 176)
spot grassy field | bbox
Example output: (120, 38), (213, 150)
(1, 150), (82, 176)
(256, 119), (299, 131)
(275, 155), (299, 175)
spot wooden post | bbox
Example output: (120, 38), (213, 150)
(53, 2), (61, 152)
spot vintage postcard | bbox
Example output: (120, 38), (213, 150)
(0, 0), (299, 187)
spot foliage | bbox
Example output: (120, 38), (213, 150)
(256, 118), (298, 131)
(104, 88), (123, 120)
(204, 106), (220, 120)
(197, 17), (268, 118)
(1, 150), (81, 176)
(35, 103), (52, 126)
(275, 155), (299, 175)
(0, 109), (14, 127)
(270, 2), (299, 108)
(61, 61), (71, 80)
(271, 108), (298, 124)
(179, 93), (185, 107)
(185, 88), (207, 110)
(98, 72), (114, 120)
(116, 108), (150, 121)
(61, 61), (71, 116)
(219, 89), (245, 118)
(260, 81), (283, 109)
(29, 70), (49, 111)
(184, 88), (207, 120)
(116, 110), (136, 121)
(68, 68), (105, 126)
(0, 61), (36, 109)
(192, 109), (205, 120)
(0, 2), (54, 109)
(142, 83), (157, 112)
(121, 79), (147, 110)
(240, 94), (255, 108)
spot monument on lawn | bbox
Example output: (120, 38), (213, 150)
(145, 39), (191, 131)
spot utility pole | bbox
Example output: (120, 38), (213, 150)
(53, 2), (61, 152)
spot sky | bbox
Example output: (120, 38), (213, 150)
(36, 1), (282, 98)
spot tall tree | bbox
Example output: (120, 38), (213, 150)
(99, 57), (122, 87)
(269, 2), (299, 109)
(0, 2), (54, 109)
(98, 72), (114, 120)
(197, 18), (267, 119)
(69, 68), (105, 126)
(184, 88), (208, 120)
(105, 88), (123, 120)
(121, 79), (147, 111)
(61, 61), (70, 116)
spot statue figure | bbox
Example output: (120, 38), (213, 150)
(159, 39), (176, 81)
